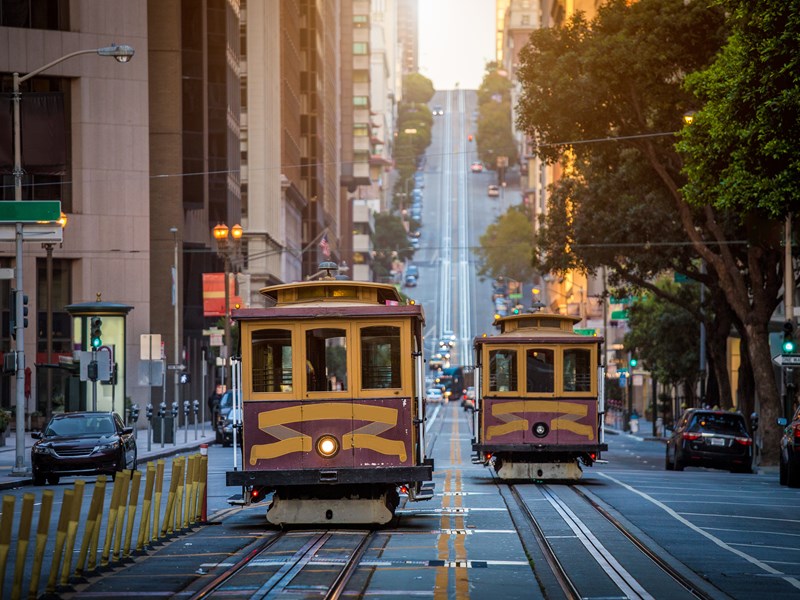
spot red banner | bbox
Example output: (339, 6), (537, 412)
(202, 273), (243, 317)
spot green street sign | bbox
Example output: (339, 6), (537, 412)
(611, 309), (629, 320)
(574, 328), (597, 336)
(0, 201), (61, 223)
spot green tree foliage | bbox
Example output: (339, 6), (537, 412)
(372, 212), (413, 279)
(475, 206), (537, 284)
(403, 73), (435, 104)
(475, 64), (518, 169)
(624, 279), (701, 400)
(515, 0), (789, 460)
(678, 0), (800, 218)
(477, 101), (519, 170)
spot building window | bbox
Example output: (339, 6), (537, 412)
(35, 255), (71, 414)
(354, 124), (369, 137)
(354, 96), (368, 107)
(353, 42), (368, 55)
(0, 0), (70, 30)
(353, 14), (368, 28)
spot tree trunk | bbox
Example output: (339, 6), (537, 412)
(745, 322), (782, 464)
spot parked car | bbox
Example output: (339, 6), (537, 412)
(426, 388), (444, 404)
(778, 408), (800, 486)
(31, 411), (137, 485)
(665, 409), (753, 473)
(470, 161), (483, 173)
(404, 274), (418, 287)
(488, 184), (500, 197)
(406, 264), (419, 278)
(214, 391), (235, 444)
(220, 407), (242, 447)
(462, 386), (476, 410)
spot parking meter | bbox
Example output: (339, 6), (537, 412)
(145, 403), (154, 452)
(130, 404), (140, 423)
(146, 404), (153, 421)
(192, 399), (200, 415)
(158, 401), (167, 448)
(183, 400), (190, 416)
(750, 412), (759, 431)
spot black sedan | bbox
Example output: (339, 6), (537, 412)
(778, 407), (800, 487)
(31, 411), (137, 485)
(665, 409), (753, 473)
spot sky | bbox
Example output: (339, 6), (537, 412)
(417, 0), (497, 91)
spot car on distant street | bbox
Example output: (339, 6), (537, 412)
(404, 274), (418, 287)
(426, 388), (444, 404)
(488, 184), (500, 197)
(470, 162), (483, 173)
(665, 409), (753, 473)
(31, 411), (137, 485)
(410, 237), (420, 249)
(214, 391), (235, 444)
(220, 407), (242, 447)
(406, 265), (419, 278)
(462, 386), (476, 410)
(432, 105), (444, 116)
(778, 407), (800, 486)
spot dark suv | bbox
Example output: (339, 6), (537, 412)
(778, 408), (800, 487)
(665, 409), (753, 473)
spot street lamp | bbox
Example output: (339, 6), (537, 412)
(212, 223), (243, 387)
(10, 43), (134, 475)
(42, 211), (68, 421)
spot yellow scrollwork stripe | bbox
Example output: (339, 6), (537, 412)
(551, 418), (594, 440)
(486, 420), (529, 440)
(248, 436), (311, 464)
(491, 401), (588, 417)
(343, 433), (407, 461)
(257, 403), (399, 428)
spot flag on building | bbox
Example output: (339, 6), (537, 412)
(319, 233), (331, 258)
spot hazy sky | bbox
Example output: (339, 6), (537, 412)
(417, 0), (497, 91)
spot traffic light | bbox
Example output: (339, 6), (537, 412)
(630, 357), (638, 368)
(90, 317), (103, 349)
(783, 320), (796, 354)
(9, 290), (29, 339)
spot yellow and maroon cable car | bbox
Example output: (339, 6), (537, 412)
(226, 268), (434, 525)
(472, 313), (606, 480)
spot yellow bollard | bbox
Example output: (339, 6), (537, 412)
(161, 459), (180, 537)
(183, 455), (195, 529)
(60, 479), (85, 586)
(87, 476), (108, 573)
(152, 459), (165, 542)
(100, 474), (124, 567)
(28, 490), (54, 600)
(190, 453), (201, 525)
(173, 457), (185, 533)
(137, 463), (155, 551)
(112, 470), (131, 562)
(198, 455), (208, 523)
(75, 476), (106, 578)
(12, 492), (35, 599)
(0, 495), (15, 599)
(46, 489), (73, 594)
(123, 469), (142, 557)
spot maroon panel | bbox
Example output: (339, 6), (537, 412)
(482, 398), (526, 445)
(353, 397), (413, 468)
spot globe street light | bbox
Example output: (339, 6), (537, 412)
(212, 223), (243, 387)
(10, 43), (134, 475)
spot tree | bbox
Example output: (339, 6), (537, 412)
(514, 0), (793, 461)
(372, 212), (413, 279)
(624, 279), (701, 407)
(477, 101), (519, 170)
(475, 206), (537, 284)
(403, 73), (435, 104)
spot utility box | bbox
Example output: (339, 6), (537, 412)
(152, 416), (175, 444)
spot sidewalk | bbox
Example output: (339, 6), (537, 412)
(0, 420), (217, 491)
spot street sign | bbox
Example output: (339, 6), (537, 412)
(574, 328), (597, 336)
(610, 310), (629, 320)
(167, 363), (186, 371)
(0, 223), (63, 242)
(0, 200), (61, 222)
(140, 334), (162, 360)
(773, 354), (800, 366)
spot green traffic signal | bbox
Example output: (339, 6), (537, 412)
(784, 320), (796, 354)
(784, 339), (796, 354)
(630, 357), (638, 368)
(90, 317), (103, 349)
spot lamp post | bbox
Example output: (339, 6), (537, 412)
(212, 223), (243, 388)
(42, 211), (68, 421)
(171, 226), (180, 413)
(10, 43), (134, 475)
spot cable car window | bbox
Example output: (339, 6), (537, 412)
(489, 349), (518, 392)
(252, 329), (293, 392)
(563, 348), (591, 392)
(526, 349), (555, 393)
(306, 328), (347, 391)
(360, 325), (401, 389)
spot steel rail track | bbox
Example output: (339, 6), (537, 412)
(570, 486), (718, 600)
(508, 484), (581, 600)
(188, 529), (374, 599)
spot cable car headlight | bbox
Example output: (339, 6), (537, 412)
(316, 435), (340, 458)
(532, 422), (549, 438)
